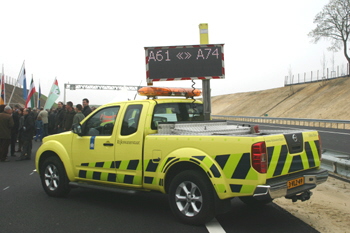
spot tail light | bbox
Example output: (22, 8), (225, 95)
(251, 142), (267, 173)
(318, 135), (322, 161)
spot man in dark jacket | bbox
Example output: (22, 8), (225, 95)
(16, 108), (35, 161)
(0, 105), (14, 162)
(82, 98), (92, 116)
(63, 101), (76, 131)
(10, 105), (20, 157)
(48, 108), (56, 135)
(54, 102), (65, 134)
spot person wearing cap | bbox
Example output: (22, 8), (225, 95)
(0, 105), (14, 162)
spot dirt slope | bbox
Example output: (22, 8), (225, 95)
(4, 83), (47, 107)
(212, 77), (350, 120)
(274, 177), (350, 233)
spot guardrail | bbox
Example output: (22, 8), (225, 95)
(212, 115), (350, 130)
(322, 151), (350, 179)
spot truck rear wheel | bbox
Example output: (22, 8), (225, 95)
(40, 156), (71, 197)
(168, 170), (215, 225)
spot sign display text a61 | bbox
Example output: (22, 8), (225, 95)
(145, 44), (225, 82)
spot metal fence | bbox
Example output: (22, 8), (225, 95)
(212, 115), (350, 130)
(0, 74), (21, 87)
(284, 64), (348, 85)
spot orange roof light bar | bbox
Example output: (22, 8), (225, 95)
(138, 87), (201, 98)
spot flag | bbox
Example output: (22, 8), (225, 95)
(25, 77), (36, 108)
(37, 82), (41, 108)
(17, 66), (27, 100)
(0, 71), (5, 105)
(44, 78), (60, 110)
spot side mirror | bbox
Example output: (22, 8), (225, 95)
(72, 123), (83, 136)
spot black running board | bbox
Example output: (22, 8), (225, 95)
(69, 182), (138, 195)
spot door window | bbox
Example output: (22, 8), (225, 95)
(121, 105), (143, 136)
(83, 106), (120, 136)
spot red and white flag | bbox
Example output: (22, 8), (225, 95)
(25, 77), (36, 108)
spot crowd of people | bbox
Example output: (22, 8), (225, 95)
(0, 98), (93, 162)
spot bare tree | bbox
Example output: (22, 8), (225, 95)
(308, 0), (350, 71)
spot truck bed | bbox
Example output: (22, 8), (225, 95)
(155, 121), (308, 136)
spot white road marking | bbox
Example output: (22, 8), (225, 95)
(206, 218), (226, 233)
(3, 186), (10, 191)
(250, 123), (350, 135)
(318, 130), (350, 135)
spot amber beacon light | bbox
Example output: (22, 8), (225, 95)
(138, 87), (201, 98)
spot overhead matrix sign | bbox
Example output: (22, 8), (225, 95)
(145, 44), (225, 83)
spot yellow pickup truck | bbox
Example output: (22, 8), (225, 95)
(35, 87), (328, 225)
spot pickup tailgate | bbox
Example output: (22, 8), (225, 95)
(265, 131), (321, 179)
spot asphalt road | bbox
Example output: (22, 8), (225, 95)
(227, 120), (350, 155)
(0, 141), (320, 233)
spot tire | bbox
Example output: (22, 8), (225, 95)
(168, 170), (215, 225)
(239, 196), (273, 206)
(40, 156), (71, 197)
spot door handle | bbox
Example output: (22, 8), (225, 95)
(103, 143), (114, 146)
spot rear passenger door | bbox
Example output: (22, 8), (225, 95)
(115, 103), (147, 187)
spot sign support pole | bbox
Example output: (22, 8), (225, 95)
(199, 23), (211, 121)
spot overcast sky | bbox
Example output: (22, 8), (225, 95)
(0, 0), (344, 105)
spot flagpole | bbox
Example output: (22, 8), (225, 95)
(8, 60), (25, 105)
(32, 74), (35, 108)
(1, 64), (5, 104)
(63, 78), (66, 104)
(37, 79), (40, 108)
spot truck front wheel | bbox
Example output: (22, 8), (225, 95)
(40, 156), (71, 197)
(168, 170), (215, 225)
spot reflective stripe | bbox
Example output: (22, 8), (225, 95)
(267, 140), (320, 178)
(78, 159), (141, 185)
(89, 136), (96, 150)
(77, 140), (321, 196)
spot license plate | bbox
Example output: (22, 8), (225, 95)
(287, 177), (305, 189)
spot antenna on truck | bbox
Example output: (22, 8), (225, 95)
(134, 80), (143, 100)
